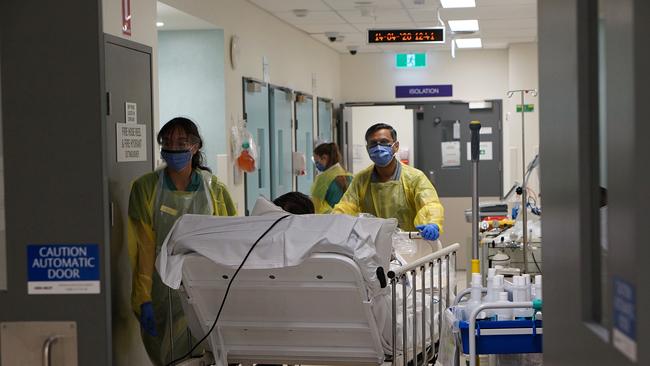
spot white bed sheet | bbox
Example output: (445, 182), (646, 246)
(155, 197), (450, 357)
(156, 202), (397, 300)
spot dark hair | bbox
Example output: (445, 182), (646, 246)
(365, 123), (397, 142)
(273, 192), (315, 215)
(313, 142), (342, 168)
(157, 117), (210, 171)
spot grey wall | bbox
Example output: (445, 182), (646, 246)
(158, 30), (226, 170)
(0, 0), (111, 365)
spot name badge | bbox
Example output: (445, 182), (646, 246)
(160, 205), (178, 216)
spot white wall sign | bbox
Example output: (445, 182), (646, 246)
(125, 102), (137, 124)
(116, 123), (147, 162)
(466, 141), (493, 161)
(441, 141), (461, 167)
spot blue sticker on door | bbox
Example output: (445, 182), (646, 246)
(612, 276), (637, 362)
(27, 244), (100, 295)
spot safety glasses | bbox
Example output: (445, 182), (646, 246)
(160, 137), (199, 151)
(366, 141), (395, 149)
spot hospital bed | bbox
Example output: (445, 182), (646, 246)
(157, 204), (458, 366)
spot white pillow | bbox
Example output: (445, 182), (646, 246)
(250, 196), (287, 216)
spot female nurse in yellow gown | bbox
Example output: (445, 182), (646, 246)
(310, 142), (353, 214)
(127, 117), (237, 365)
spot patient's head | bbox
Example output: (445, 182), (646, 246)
(273, 192), (315, 215)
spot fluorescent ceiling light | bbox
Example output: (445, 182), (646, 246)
(455, 38), (482, 48)
(156, 21), (165, 27)
(448, 20), (479, 32)
(440, 0), (476, 8)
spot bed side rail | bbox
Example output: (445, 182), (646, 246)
(388, 242), (460, 366)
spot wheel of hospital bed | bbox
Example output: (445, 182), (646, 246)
(178, 253), (387, 365)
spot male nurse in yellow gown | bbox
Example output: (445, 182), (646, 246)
(333, 123), (444, 240)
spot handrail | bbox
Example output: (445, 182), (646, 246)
(388, 243), (460, 278)
(453, 287), (488, 306)
(392, 231), (424, 240)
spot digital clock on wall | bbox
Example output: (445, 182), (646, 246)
(368, 28), (445, 44)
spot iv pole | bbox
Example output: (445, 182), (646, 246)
(507, 89), (537, 274)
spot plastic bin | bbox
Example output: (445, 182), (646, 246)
(458, 319), (542, 354)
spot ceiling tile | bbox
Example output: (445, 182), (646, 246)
(323, 0), (404, 11)
(353, 22), (418, 32)
(440, 4), (537, 20)
(273, 10), (346, 24)
(479, 28), (536, 38)
(479, 18), (537, 30)
(295, 23), (360, 34)
(407, 9), (440, 22)
(338, 32), (367, 44)
(311, 34), (383, 53)
(248, 0), (331, 12)
(401, 0), (441, 10)
(479, 0), (536, 5)
(338, 9), (413, 23)
(483, 36), (537, 44)
(245, 0), (538, 54)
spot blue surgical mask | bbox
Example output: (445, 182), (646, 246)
(315, 161), (327, 172)
(161, 149), (192, 172)
(368, 144), (395, 167)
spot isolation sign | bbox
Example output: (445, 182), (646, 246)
(395, 84), (453, 98)
(27, 244), (100, 294)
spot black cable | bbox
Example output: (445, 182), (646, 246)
(531, 250), (542, 274)
(166, 214), (291, 366)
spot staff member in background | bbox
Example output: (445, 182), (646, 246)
(310, 142), (353, 213)
(128, 117), (237, 365)
(332, 123), (444, 240)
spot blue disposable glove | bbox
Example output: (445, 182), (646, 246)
(416, 224), (440, 241)
(140, 302), (157, 337)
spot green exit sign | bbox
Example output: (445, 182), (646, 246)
(396, 53), (426, 68)
(516, 104), (535, 112)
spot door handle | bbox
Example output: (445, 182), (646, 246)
(106, 92), (112, 116)
(428, 170), (435, 184)
(42, 334), (64, 366)
(110, 201), (115, 227)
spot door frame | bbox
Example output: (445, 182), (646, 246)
(268, 84), (295, 199)
(241, 77), (269, 215)
(293, 91), (314, 194)
(317, 97), (333, 143)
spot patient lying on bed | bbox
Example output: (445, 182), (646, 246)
(272, 191), (315, 215)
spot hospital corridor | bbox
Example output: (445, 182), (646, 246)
(1, 0), (648, 365)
